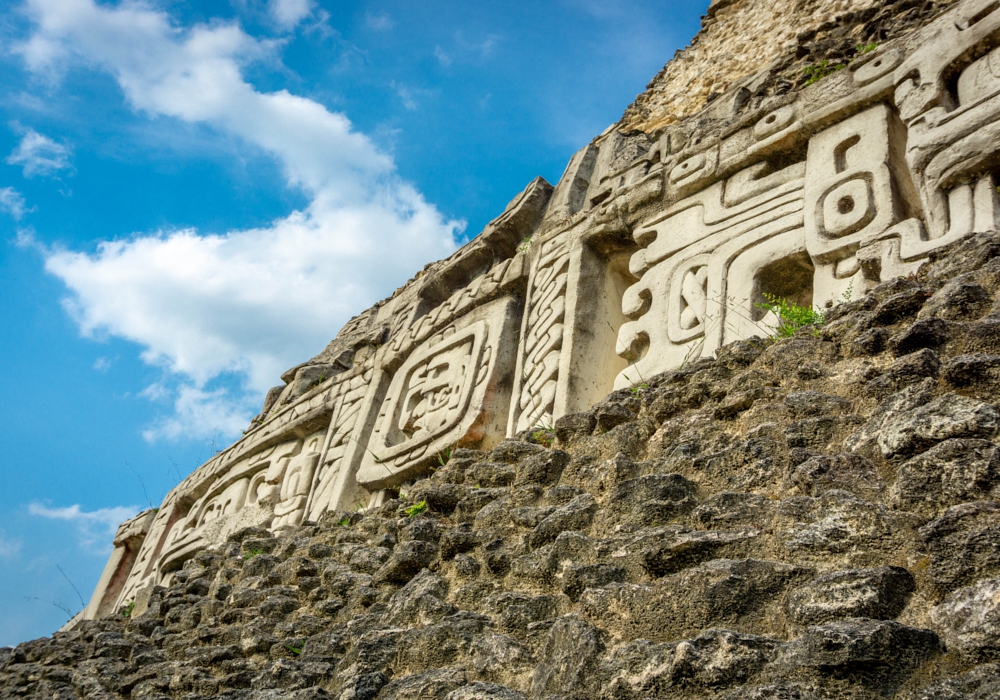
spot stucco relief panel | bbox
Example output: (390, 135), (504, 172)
(510, 233), (572, 433)
(357, 296), (520, 490)
(616, 161), (806, 387)
(893, 0), (1000, 245)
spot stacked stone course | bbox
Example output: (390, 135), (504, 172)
(7, 0), (1000, 696)
(6, 231), (1000, 698)
(621, 0), (961, 132)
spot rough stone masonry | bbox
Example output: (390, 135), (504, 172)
(6, 0), (1000, 697)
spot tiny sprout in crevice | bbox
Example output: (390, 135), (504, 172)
(404, 500), (428, 517)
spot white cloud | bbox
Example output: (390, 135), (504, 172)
(268, 0), (313, 30)
(479, 36), (497, 56)
(0, 530), (21, 558)
(18, 0), (462, 441)
(0, 186), (31, 219)
(434, 34), (499, 67)
(391, 80), (419, 111)
(301, 9), (334, 40)
(139, 382), (169, 401)
(6, 128), (72, 178)
(92, 356), (111, 371)
(142, 385), (257, 441)
(29, 503), (142, 552)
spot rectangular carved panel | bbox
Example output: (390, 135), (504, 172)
(357, 296), (520, 490)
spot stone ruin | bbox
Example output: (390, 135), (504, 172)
(8, 0), (1000, 697)
(82, 0), (1000, 623)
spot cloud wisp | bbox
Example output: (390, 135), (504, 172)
(6, 127), (72, 178)
(0, 530), (21, 558)
(142, 385), (257, 442)
(365, 11), (393, 31)
(28, 503), (142, 552)
(268, 0), (314, 30)
(0, 187), (31, 219)
(17, 0), (462, 441)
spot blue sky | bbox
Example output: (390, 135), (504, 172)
(0, 0), (705, 645)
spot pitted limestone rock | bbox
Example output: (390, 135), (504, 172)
(17, 1), (1000, 697)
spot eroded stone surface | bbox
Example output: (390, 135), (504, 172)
(13, 1), (1000, 698)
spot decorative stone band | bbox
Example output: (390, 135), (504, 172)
(357, 296), (521, 490)
(83, 0), (1000, 624)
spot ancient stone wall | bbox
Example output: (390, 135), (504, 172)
(74, 0), (1000, 637)
(9, 230), (1000, 699)
(621, 0), (960, 132)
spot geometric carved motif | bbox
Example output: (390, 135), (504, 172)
(850, 1), (1000, 281)
(305, 370), (374, 519)
(803, 103), (915, 272)
(512, 233), (571, 433)
(514, 235), (572, 432)
(108, 365), (378, 610)
(270, 434), (323, 533)
(893, 2), (1000, 241)
(357, 296), (519, 490)
(152, 437), (304, 577)
(617, 161), (806, 387)
(399, 338), (480, 440)
(679, 266), (708, 330)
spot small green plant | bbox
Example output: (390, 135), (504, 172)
(284, 643), (303, 655)
(437, 448), (452, 469)
(621, 371), (650, 395)
(242, 548), (264, 560)
(627, 382), (649, 395)
(755, 293), (825, 337)
(841, 280), (854, 304)
(856, 42), (878, 55)
(337, 516), (351, 528)
(121, 600), (135, 619)
(803, 60), (845, 86)
(518, 236), (533, 253)
(531, 427), (555, 447)
(404, 500), (428, 517)
(621, 360), (650, 395)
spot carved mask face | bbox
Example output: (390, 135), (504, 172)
(398, 340), (473, 440)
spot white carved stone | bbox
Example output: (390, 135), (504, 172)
(84, 509), (155, 619)
(270, 431), (324, 533)
(510, 233), (572, 433)
(357, 296), (520, 490)
(803, 104), (921, 304)
(893, 0), (1000, 240)
(83, 0), (1000, 626)
(304, 370), (379, 518)
(617, 161), (805, 386)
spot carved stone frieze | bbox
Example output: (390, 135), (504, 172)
(84, 0), (1000, 625)
(357, 296), (521, 490)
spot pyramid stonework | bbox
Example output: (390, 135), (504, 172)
(78, 0), (1000, 632)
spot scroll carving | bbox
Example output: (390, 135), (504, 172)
(357, 296), (520, 490)
(85, 0), (1000, 625)
(511, 233), (572, 433)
